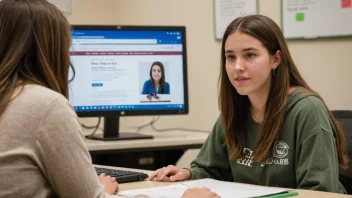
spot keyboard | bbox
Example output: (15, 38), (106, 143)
(95, 167), (149, 183)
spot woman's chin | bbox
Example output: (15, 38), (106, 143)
(235, 88), (250, 96)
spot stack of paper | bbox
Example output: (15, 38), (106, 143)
(117, 178), (297, 198)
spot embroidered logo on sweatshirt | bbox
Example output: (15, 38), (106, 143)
(273, 141), (289, 158)
(237, 148), (253, 167)
(260, 141), (290, 167)
(237, 142), (290, 167)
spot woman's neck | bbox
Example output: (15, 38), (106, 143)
(154, 80), (160, 88)
(248, 76), (271, 123)
(249, 90), (268, 124)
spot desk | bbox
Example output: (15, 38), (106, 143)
(96, 165), (351, 198)
(86, 131), (209, 170)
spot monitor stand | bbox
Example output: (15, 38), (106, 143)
(87, 116), (154, 141)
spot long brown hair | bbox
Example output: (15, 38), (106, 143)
(0, 0), (72, 117)
(218, 14), (348, 169)
(149, 61), (166, 93)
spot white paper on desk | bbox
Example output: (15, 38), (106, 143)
(118, 178), (287, 198)
(118, 184), (189, 198)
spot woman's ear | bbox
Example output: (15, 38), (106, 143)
(272, 50), (281, 70)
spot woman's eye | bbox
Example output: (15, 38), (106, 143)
(247, 53), (256, 58)
(226, 56), (235, 61)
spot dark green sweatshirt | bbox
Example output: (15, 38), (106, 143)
(190, 88), (345, 193)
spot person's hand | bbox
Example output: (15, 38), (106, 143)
(148, 165), (191, 182)
(99, 173), (119, 195)
(182, 188), (220, 198)
(147, 94), (152, 100)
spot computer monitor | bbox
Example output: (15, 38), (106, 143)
(68, 25), (188, 141)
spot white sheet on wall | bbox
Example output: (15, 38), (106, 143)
(282, 0), (352, 39)
(0, 0), (72, 13)
(214, 0), (258, 39)
(48, 0), (72, 13)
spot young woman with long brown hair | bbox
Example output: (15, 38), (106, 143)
(0, 0), (118, 197)
(149, 14), (348, 194)
(142, 61), (170, 95)
(0, 1), (218, 197)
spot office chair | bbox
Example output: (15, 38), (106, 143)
(331, 110), (352, 194)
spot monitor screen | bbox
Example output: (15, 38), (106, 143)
(68, 25), (188, 141)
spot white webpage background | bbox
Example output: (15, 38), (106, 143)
(69, 54), (184, 106)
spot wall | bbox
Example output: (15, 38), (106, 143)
(65, 0), (116, 25)
(67, 0), (352, 133)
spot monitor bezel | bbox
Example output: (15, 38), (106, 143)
(69, 25), (189, 117)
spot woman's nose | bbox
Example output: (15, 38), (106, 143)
(234, 59), (245, 71)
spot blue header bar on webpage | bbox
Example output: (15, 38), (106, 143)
(72, 30), (183, 44)
(74, 104), (185, 111)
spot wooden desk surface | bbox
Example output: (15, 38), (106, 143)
(86, 131), (209, 151)
(95, 165), (350, 198)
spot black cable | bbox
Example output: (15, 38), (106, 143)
(82, 116), (210, 138)
(81, 117), (102, 138)
(135, 116), (211, 133)
(135, 116), (160, 132)
(150, 123), (211, 133)
(81, 122), (98, 129)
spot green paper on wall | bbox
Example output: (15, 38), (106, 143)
(296, 13), (305, 22)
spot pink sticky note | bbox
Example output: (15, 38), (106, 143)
(342, 0), (352, 8)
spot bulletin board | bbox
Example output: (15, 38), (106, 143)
(281, 0), (352, 39)
(214, 0), (258, 40)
